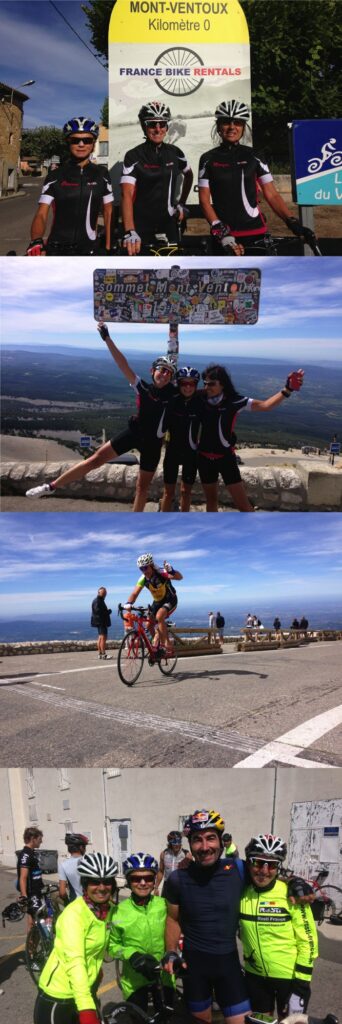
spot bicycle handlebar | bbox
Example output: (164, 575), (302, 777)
(118, 603), (151, 619)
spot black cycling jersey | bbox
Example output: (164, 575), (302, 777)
(164, 857), (246, 955)
(165, 392), (202, 454)
(17, 846), (43, 898)
(121, 140), (190, 239)
(198, 142), (273, 238)
(198, 391), (252, 456)
(38, 160), (113, 251)
(129, 377), (176, 442)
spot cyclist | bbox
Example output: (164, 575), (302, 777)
(155, 832), (191, 895)
(241, 834), (318, 1019)
(17, 826), (44, 931)
(198, 363), (304, 511)
(26, 117), (113, 256)
(120, 100), (193, 254)
(123, 553), (182, 654)
(26, 323), (176, 511)
(58, 833), (89, 904)
(160, 366), (202, 512)
(34, 852), (118, 1024)
(198, 100), (315, 255)
(223, 834), (239, 858)
(109, 853), (174, 1011)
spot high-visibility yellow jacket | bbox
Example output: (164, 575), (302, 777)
(39, 897), (117, 1011)
(239, 879), (318, 981)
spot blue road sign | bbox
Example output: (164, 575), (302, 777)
(330, 443), (340, 454)
(289, 119), (342, 205)
(80, 436), (92, 447)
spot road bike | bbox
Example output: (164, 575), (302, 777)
(117, 605), (178, 686)
(104, 958), (186, 1024)
(281, 867), (342, 924)
(25, 883), (60, 985)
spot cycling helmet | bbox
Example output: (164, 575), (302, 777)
(176, 366), (200, 384)
(65, 832), (89, 851)
(245, 834), (287, 862)
(63, 117), (99, 138)
(2, 902), (25, 924)
(123, 853), (158, 877)
(215, 100), (250, 123)
(151, 356), (176, 378)
(184, 809), (225, 837)
(137, 553), (154, 569)
(78, 852), (118, 881)
(139, 101), (171, 130)
(167, 830), (182, 844)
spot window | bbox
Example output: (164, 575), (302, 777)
(26, 769), (36, 799)
(58, 769), (70, 790)
(98, 141), (108, 157)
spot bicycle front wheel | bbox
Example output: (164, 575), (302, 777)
(117, 630), (145, 686)
(158, 649), (178, 676)
(320, 886), (342, 919)
(104, 1001), (150, 1024)
(25, 924), (52, 985)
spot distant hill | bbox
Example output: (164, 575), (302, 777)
(1, 347), (341, 449)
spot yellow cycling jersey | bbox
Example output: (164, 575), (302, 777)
(137, 567), (176, 604)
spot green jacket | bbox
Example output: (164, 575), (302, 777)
(39, 897), (117, 1011)
(239, 878), (318, 981)
(108, 894), (173, 999)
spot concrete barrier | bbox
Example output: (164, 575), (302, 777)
(2, 459), (342, 509)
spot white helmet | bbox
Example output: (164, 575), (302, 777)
(137, 553), (154, 569)
(151, 356), (176, 378)
(139, 101), (171, 130)
(245, 834), (287, 862)
(215, 100), (250, 123)
(78, 852), (118, 880)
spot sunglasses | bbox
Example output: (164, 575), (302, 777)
(129, 874), (155, 883)
(69, 136), (94, 145)
(219, 119), (245, 128)
(248, 858), (278, 868)
(179, 379), (196, 386)
(154, 366), (172, 375)
(145, 120), (168, 129)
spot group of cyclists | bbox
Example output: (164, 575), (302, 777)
(20, 809), (323, 1024)
(25, 101), (315, 257)
(26, 322), (304, 513)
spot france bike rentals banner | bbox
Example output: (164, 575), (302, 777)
(108, 0), (251, 200)
(93, 267), (261, 324)
(289, 119), (342, 205)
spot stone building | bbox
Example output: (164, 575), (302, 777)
(0, 82), (29, 194)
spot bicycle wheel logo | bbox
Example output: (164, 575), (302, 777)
(155, 47), (204, 96)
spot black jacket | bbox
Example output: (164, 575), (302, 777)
(91, 596), (111, 628)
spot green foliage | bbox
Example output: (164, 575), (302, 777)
(100, 96), (109, 127)
(21, 126), (67, 161)
(81, 0), (114, 67)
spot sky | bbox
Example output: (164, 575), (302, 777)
(0, 512), (341, 618)
(0, 0), (107, 128)
(2, 256), (342, 363)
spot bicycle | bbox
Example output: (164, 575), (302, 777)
(281, 867), (342, 923)
(246, 1014), (338, 1024)
(117, 605), (178, 686)
(210, 232), (322, 257)
(104, 958), (186, 1024)
(25, 883), (60, 985)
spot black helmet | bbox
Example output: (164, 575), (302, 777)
(65, 832), (89, 851)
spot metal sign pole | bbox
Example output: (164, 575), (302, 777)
(167, 323), (179, 367)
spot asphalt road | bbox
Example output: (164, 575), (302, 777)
(0, 180), (43, 254)
(1, 641), (341, 768)
(0, 864), (341, 1023)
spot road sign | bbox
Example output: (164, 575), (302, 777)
(330, 443), (340, 454)
(289, 119), (342, 205)
(80, 436), (92, 447)
(94, 267), (261, 325)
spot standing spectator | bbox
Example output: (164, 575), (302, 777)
(291, 618), (300, 630)
(58, 833), (90, 904)
(208, 612), (217, 644)
(155, 832), (191, 895)
(91, 586), (112, 659)
(245, 613), (254, 635)
(17, 826), (44, 931)
(299, 616), (309, 632)
(216, 612), (225, 639)
(273, 617), (281, 631)
(223, 833), (239, 858)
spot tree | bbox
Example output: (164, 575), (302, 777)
(81, 0), (342, 165)
(100, 96), (108, 128)
(21, 126), (67, 161)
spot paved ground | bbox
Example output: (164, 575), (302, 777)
(0, 864), (341, 1023)
(0, 641), (341, 768)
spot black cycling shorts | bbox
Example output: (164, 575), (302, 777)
(34, 993), (77, 1024)
(97, 626), (108, 637)
(163, 448), (197, 486)
(198, 450), (241, 486)
(150, 596), (178, 616)
(245, 973), (307, 1018)
(182, 947), (250, 1017)
(110, 426), (162, 474)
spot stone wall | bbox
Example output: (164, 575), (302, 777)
(2, 459), (342, 510)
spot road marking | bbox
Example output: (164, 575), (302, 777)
(235, 704), (342, 767)
(98, 979), (118, 995)
(0, 942), (25, 963)
(31, 682), (65, 690)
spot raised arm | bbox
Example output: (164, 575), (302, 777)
(97, 323), (136, 385)
(251, 370), (304, 412)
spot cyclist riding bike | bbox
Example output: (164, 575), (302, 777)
(240, 834), (318, 1019)
(197, 363), (304, 511)
(198, 100), (315, 255)
(17, 826), (44, 932)
(34, 852), (118, 1024)
(123, 553), (182, 654)
(160, 366), (202, 512)
(120, 100), (193, 254)
(58, 833), (90, 904)
(109, 853), (174, 1011)
(26, 323), (176, 512)
(26, 117), (113, 256)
